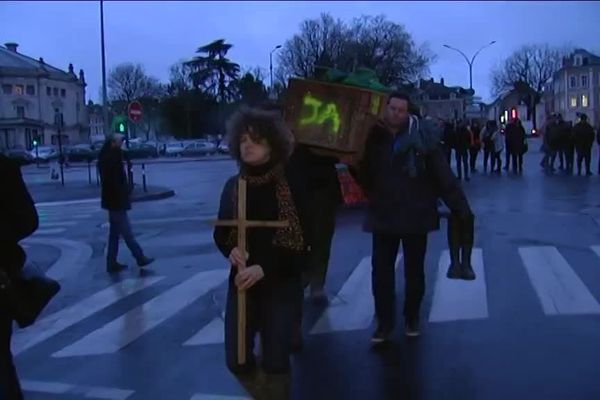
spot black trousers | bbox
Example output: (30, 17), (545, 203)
(576, 148), (592, 174)
(225, 277), (299, 375)
(492, 151), (502, 172)
(483, 146), (493, 172)
(469, 148), (479, 172)
(0, 307), (23, 400)
(371, 233), (427, 330)
(455, 151), (469, 180)
(511, 152), (523, 174)
(504, 145), (511, 170)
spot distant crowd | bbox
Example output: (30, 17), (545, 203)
(435, 113), (598, 180)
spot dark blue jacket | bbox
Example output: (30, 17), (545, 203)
(98, 143), (131, 211)
(359, 117), (471, 235)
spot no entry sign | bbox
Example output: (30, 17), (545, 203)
(127, 101), (143, 123)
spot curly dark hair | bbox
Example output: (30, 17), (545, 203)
(225, 106), (294, 164)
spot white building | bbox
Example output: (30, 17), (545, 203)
(0, 42), (88, 150)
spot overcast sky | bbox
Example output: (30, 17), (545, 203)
(1, 1), (599, 103)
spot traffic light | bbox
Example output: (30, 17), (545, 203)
(111, 115), (128, 136)
(117, 122), (126, 133)
(33, 139), (38, 146)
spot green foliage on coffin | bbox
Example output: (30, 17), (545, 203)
(314, 67), (392, 93)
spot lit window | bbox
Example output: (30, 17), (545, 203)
(582, 94), (589, 108)
(570, 96), (577, 108)
(14, 85), (24, 95)
(581, 75), (588, 87)
(570, 76), (577, 88)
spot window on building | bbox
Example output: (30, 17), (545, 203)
(61, 89), (66, 97)
(26, 85), (35, 95)
(2, 84), (11, 94)
(14, 85), (24, 95)
(574, 56), (582, 66)
(570, 76), (577, 88)
(53, 87), (58, 96)
(583, 58), (589, 66)
(16, 106), (25, 118)
(570, 96), (577, 108)
(582, 94), (589, 108)
(46, 87), (51, 96)
(582, 75), (588, 87)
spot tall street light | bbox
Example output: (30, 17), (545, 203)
(443, 41), (497, 91)
(269, 45), (282, 96)
(100, 0), (109, 138)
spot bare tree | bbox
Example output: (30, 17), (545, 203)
(490, 44), (567, 97)
(275, 13), (433, 87)
(108, 62), (164, 102)
(167, 60), (194, 96)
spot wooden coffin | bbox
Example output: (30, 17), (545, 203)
(283, 77), (388, 165)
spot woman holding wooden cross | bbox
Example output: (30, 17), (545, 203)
(213, 106), (310, 399)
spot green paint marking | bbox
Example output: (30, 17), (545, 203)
(299, 94), (341, 134)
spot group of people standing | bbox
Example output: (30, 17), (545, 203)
(541, 113), (597, 176)
(440, 117), (528, 179)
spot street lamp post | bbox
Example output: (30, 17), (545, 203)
(443, 41), (497, 90)
(100, 0), (109, 138)
(54, 111), (65, 186)
(269, 45), (282, 96)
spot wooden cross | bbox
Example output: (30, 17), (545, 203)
(214, 177), (289, 364)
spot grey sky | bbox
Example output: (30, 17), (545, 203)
(1, 1), (599, 103)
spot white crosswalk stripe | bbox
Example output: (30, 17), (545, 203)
(13, 244), (600, 361)
(33, 202), (101, 235)
(428, 249), (488, 323)
(519, 246), (600, 315)
(52, 269), (229, 357)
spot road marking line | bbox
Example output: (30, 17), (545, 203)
(32, 228), (66, 235)
(52, 269), (229, 357)
(519, 246), (600, 315)
(428, 249), (488, 323)
(20, 379), (134, 400)
(310, 255), (401, 334)
(12, 277), (164, 355)
(35, 198), (100, 207)
(183, 312), (225, 346)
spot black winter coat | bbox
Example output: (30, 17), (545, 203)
(98, 143), (131, 211)
(0, 155), (39, 278)
(359, 119), (472, 235)
(573, 122), (595, 151)
(506, 122), (526, 154)
(213, 158), (311, 292)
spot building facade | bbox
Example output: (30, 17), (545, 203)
(0, 42), (88, 150)
(414, 78), (475, 121)
(543, 49), (600, 127)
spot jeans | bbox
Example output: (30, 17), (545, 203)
(106, 210), (144, 266)
(0, 307), (23, 400)
(455, 151), (469, 180)
(371, 233), (427, 330)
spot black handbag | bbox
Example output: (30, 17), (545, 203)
(0, 263), (61, 328)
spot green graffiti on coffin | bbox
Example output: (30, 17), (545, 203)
(299, 94), (341, 135)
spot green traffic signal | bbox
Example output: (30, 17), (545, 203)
(33, 140), (38, 146)
(118, 122), (126, 133)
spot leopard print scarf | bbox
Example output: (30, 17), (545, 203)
(226, 164), (305, 252)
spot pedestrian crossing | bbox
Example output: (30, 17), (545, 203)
(34, 201), (101, 235)
(12, 244), (600, 360)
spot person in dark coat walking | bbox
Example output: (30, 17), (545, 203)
(573, 114), (595, 176)
(506, 118), (526, 174)
(358, 92), (474, 343)
(481, 120), (496, 173)
(441, 121), (455, 165)
(454, 120), (471, 181)
(98, 133), (154, 272)
(564, 121), (575, 174)
(0, 155), (39, 400)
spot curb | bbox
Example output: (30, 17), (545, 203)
(131, 190), (176, 203)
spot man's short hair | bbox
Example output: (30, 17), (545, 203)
(387, 91), (411, 105)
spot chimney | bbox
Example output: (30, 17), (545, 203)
(39, 57), (45, 64)
(79, 69), (86, 84)
(5, 42), (18, 52)
(430, 78), (434, 83)
(440, 77), (445, 86)
(68, 63), (74, 74)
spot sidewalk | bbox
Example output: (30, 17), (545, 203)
(27, 180), (175, 204)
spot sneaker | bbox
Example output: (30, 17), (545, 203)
(137, 257), (155, 268)
(405, 318), (420, 337)
(107, 262), (127, 273)
(371, 326), (392, 344)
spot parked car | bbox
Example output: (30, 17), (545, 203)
(164, 141), (185, 157)
(4, 149), (34, 165)
(181, 141), (217, 157)
(30, 146), (59, 163)
(217, 141), (229, 154)
(67, 144), (97, 162)
(124, 143), (159, 159)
